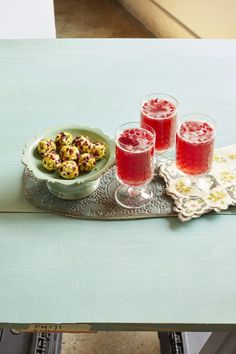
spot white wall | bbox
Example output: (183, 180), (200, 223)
(0, 0), (55, 38)
(119, 0), (236, 38)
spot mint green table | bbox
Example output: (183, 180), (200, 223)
(1, 39), (236, 332)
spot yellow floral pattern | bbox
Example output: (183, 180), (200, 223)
(175, 180), (192, 195)
(213, 155), (227, 163)
(229, 153), (236, 160)
(220, 171), (236, 182)
(208, 191), (226, 204)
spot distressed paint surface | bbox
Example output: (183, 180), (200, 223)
(0, 213), (236, 328)
(0, 39), (236, 329)
(1, 39), (236, 210)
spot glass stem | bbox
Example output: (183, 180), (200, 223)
(127, 186), (142, 198)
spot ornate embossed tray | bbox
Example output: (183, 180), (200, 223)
(24, 167), (176, 220)
(24, 145), (236, 221)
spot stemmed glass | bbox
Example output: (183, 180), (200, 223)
(175, 113), (216, 198)
(140, 93), (178, 167)
(115, 122), (155, 209)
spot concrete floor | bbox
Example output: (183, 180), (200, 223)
(54, 0), (158, 353)
(54, 0), (154, 38)
(61, 332), (161, 354)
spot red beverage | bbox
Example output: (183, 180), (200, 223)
(116, 128), (155, 186)
(141, 97), (177, 151)
(176, 121), (215, 175)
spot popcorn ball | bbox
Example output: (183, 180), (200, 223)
(42, 152), (61, 171)
(58, 161), (79, 179)
(60, 145), (80, 162)
(36, 128), (107, 179)
(91, 142), (106, 160)
(73, 135), (93, 153)
(37, 138), (56, 157)
(55, 131), (73, 149)
(78, 153), (96, 172)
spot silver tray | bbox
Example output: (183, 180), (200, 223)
(24, 167), (176, 220)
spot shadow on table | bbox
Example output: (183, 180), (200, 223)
(167, 205), (236, 231)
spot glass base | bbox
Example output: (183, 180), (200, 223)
(175, 175), (210, 198)
(115, 184), (153, 209)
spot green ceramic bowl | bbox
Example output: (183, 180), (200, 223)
(22, 124), (115, 200)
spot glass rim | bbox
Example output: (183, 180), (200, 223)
(177, 112), (216, 142)
(140, 92), (179, 119)
(115, 121), (155, 151)
(178, 112), (217, 128)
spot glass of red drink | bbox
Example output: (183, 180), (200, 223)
(141, 93), (178, 165)
(115, 122), (155, 208)
(176, 113), (216, 197)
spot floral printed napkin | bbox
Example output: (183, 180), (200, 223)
(159, 145), (236, 221)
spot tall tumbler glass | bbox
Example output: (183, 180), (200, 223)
(115, 122), (155, 209)
(175, 113), (216, 198)
(141, 93), (178, 166)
